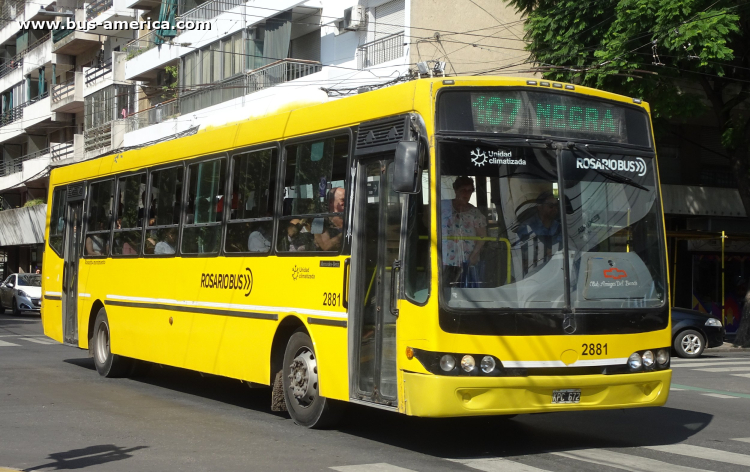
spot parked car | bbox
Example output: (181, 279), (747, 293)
(672, 307), (725, 358)
(0, 273), (42, 315)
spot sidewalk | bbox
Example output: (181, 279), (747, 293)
(707, 342), (750, 351)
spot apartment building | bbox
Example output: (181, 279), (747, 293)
(0, 0), (526, 276)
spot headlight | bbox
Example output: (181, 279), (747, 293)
(480, 356), (496, 373)
(705, 318), (722, 327)
(440, 354), (456, 372)
(656, 349), (669, 365)
(461, 355), (476, 372)
(642, 350), (654, 367)
(17, 290), (27, 298)
(628, 352), (642, 370)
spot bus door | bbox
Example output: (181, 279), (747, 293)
(350, 156), (403, 406)
(62, 187), (84, 345)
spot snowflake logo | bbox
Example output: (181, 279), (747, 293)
(471, 148), (487, 166)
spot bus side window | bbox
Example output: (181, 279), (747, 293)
(182, 158), (226, 255)
(48, 186), (67, 257)
(145, 166), (183, 256)
(225, 148), (277, 254)
(85, 180), (114, 257)
(112, 173), (146, 256)
(277, 135), (349, 254)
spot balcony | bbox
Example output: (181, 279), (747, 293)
(125, 30), (158, 61)
(84, 0), (137, 38)
(180, 59), (322, 115)
(178, 0), (244, 25)
(0, 142), (70, 194)
(0, 33), (51, 93)
(128, 98), (179, 132)
(52, 9), (100, 54)
(51, 72), (84, 113)
(84, 120), (128, 158)
(125, 0), (304, 80)
(83, 52), (129, 97)
(357, 32), (405, 69)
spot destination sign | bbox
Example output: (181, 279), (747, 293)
(438, 90), (651, 147)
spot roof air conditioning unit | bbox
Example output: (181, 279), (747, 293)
(343, 6), (365, 31)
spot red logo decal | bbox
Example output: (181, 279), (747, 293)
(603, 267), (627, 279)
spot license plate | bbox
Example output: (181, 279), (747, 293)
(552, 389), (581, 404)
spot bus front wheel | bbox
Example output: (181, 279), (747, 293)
(92, 308), (132, 377)
(282, 329), (344, 428)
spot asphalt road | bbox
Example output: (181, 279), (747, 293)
(2, 315), (750, 472)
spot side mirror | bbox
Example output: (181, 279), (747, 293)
(393, 141), (421, 194)
(6, 283), (13, 288)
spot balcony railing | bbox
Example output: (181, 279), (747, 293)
(0, 32), (51, 80)
(128, 98), (179, 131)
(0, 103), (25, 128)
(0, 146), (50, 177)
(125, 30), (158, 59)
(2, 0), (25, 23)
(85, 57), (113, 85)
(51, 141), (74, 162)
(52, 76), (76, 102)
(178, 0), (244, 25)
(357, 32), (405, 69)
(84, 120), (119, 153)
(179, 59), (322, 115)
(87, 0), (113, 21)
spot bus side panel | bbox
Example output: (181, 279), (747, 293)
(41, 252), (64, 344)
(307, 322), (349, 401)
(41, 187), (64, 344)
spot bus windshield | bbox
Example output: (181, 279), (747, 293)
(438, 140), (666, 311)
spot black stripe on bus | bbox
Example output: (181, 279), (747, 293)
(44, 295), (62, 301)
(104, 299), (278, 321)
(307, 317), (347, 328)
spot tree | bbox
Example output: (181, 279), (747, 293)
(502, 0), (750, 344)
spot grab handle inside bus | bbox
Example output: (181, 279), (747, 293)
(393, 141), (421, 194)
(342, 258), (350, 309)
(390, 259), (401, 316)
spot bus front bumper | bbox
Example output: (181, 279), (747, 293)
(401, 370), (671, 417)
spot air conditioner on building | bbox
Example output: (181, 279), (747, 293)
(343, 6), (365, 31)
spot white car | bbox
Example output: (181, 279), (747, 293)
(0, 273), (42, 315)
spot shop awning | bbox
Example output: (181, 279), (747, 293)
(661, 184), (746, 218)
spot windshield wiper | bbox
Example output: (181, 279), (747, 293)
(564, 142), (650, 192)
(439, 136), (553, 148)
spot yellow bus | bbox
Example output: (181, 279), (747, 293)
(41, 76), (671, 427)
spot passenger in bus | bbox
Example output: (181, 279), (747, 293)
(85, 223), (108, 256)
(441, 177), (487, 286)
(281, 219), (312, 251)
(247, 222), (272, 252)
(154, 227), (177, 255)
(516, 191), (562, 273)
(314, 187), (345, 251)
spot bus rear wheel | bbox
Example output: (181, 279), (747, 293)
(92, 308), (132, 377)
(282, 330), (343, 428)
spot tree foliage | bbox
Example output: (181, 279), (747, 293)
(505, 0), (750, 344)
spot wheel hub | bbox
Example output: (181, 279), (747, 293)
(288, 349), (318, 407)
(682, 334), (701, 354)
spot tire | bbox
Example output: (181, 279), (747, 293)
(674, 329), (705, 358)
(12, 297), (19, 316)
(282, 329), (344, 428)
(92, 308), (132, 377)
